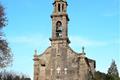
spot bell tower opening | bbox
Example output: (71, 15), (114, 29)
(56, 21), (62, 38)
(58, 4), (61, 12)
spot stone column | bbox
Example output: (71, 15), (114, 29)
(33, 50), (39, 80)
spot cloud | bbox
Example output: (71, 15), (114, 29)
(8, 34), (50, 47)
(8, 35), (119, 49)
(69, 36), (119, 47)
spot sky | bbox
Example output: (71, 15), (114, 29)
(0, 0), (119, 79)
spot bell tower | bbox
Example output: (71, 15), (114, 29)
(50, 0), (70, 45)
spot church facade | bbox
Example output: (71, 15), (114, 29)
(33, 0), (96, 80)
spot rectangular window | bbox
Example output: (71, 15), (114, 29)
(58, 4), (60, 12)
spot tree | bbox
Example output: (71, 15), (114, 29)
(0, 3), (12, 68)
(94, 70), (120, 80)
(107, 60), (120, 80)
(94, 71), (107, 80)
(108, 60), (119, 77)
(0, 71), (31, 80)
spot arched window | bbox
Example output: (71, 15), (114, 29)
(56, 21), (62, 38)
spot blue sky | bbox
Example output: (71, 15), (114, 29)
(0, 0), (119, 79)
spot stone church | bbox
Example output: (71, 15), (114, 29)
(33, 0), (96, 80)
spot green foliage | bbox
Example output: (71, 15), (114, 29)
(0, 3), (12, 68)
(94, 61), (120, 80)
(0, 39), (12, 68)
(0, 3), (7, 28)
(0, 71), (31, 80)
(94, 71), (120, 80)
(106, 74), (120, 80)
(108, 60), (119, 77)
(94, 71), (107, 80)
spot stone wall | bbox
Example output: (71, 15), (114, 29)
(33, 45), (95, 80)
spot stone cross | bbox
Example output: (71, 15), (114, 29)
(64, 68), (68, 74)
(56, 67), (61, 74)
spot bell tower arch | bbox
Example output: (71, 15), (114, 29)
(56, 21), (62, 38)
